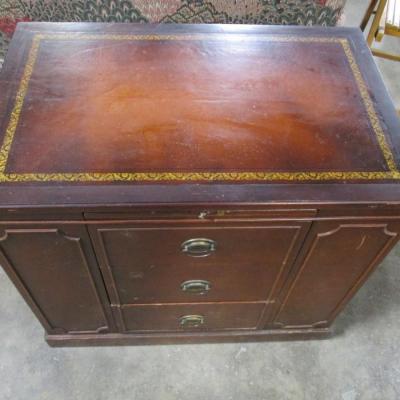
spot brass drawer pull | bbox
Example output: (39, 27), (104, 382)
(181, 238), (216, 257)
(181, 280), (211, 295)
(179, 315), (204, 328)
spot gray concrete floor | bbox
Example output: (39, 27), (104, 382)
(1, 1), (400, 399)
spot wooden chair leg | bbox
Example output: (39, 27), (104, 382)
(360, 0), (379, 31)
(366, 0), (388, 45)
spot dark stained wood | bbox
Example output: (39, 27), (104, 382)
(115, 303), (266, 332)
(89, 221), (311, 304)
(0, 224), (114, 334)
(45, 327), (332, 347)
(268, 220), (400, 329)
(84, 208), (317, 220)
(0, 23), (400, 346)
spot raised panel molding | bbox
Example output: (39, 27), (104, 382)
(271, 223), (399, 329)
(0, 227), (109, 334)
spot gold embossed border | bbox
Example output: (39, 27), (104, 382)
(0, 33), (398, 183)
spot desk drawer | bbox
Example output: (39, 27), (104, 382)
(89, 222), (310, 304)
(116, 303), (265, 332)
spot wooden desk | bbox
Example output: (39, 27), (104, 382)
(0, 23), (400, 346)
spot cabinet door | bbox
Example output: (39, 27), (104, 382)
(0, 224), (112, 334)
(269, 220), (400, 329)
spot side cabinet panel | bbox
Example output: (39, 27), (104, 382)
(0, 225), (111, 334)
(270, 221), (400, 329)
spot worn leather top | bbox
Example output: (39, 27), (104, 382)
(0, 23), (399, 206)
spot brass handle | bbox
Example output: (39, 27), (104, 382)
(181, 238), (216, 257)
(181, 280), (211, 295)
(179, 315), (204, 328)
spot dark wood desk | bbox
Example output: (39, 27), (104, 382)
(0, 22), (399, 346)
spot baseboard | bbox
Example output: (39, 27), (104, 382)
(46, 327), (332, 347)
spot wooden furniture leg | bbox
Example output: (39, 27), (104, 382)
(360, 0), (380, 31)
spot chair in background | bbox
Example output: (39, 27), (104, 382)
(361, 0), (400, 61)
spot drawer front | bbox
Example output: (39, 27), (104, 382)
(116, 303), (265, 332)
(90, 222), (310, 304)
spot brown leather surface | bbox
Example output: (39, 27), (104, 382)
(0, 23), (400, 206)
(5, 36), (390, 174)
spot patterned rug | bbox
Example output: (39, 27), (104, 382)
(0, 0), (346, 67)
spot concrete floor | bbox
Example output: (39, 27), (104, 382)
(1, 1), (400, 399)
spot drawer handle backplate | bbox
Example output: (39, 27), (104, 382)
(181, 238), (216, 257)
(181, 280), (211, 295)
(179, 315), (205, 328)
